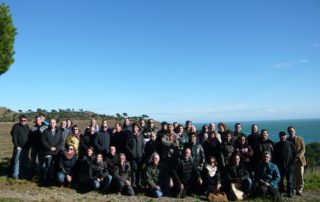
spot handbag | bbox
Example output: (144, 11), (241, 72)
(230, 182), (246, 201)
(208, 190), (228, 202)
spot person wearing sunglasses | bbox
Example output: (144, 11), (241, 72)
(10, 114), (30, 180)
(56, 145), (77, 187)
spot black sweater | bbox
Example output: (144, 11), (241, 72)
(11, 123), (30, 148)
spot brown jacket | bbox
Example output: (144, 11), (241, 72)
(288, 136), (306, 166)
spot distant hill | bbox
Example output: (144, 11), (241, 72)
(0, 106), (150, 122)
(0, 107), (18, 122)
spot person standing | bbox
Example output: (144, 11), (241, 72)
(125, 123), (144, 188)
(273, 131), (295, 197)
(93, 122), (111, 158)
(233, 123), (246, 142)
(29, 115), (48, 178)
(41, 119), (63, 184)
(287, 126), (306, 196)
(10, 115), (30, 179)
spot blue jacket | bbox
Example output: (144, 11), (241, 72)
(255, 162), (280, 188)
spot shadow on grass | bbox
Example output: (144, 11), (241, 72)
(0, 157), (11, 177)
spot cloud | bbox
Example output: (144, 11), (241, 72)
(298, 59), (308, 63)
(313, 43), (319, 47)
(271, 62), (294, 69)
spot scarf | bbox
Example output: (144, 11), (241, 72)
(206, 164), (218, 177)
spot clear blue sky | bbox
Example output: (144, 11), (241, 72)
(0, 0), (319, 122)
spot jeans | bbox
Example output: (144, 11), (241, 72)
(149, 188), (163, 198)
(41, 156), (53, 182)
(279, 167), (293, 194)
(12, 147), (29, 179)
(57, 171), (66, 184)
(114, 179), (135, 196)
(92, 175), (112, 192)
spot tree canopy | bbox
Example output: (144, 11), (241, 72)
(0, 3), (17, 75)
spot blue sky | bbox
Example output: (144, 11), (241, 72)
(0, 0), (319, 122)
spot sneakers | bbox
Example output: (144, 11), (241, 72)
(296, 191), (303, 196)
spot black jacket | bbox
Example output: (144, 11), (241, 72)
(79, 132), (96, 156)
(225, 164), (250, 183)
(172, 158), (200, 186)
(11, 123), (30, 148)
(30, 124), (48, 148)
(188, 142), (205, 168)
(111, 131), (127, 153)
(105, 153), (119, 173)
(41, 127), (63, 156)
(113, 161), (131, 182)
(144, 140), (157, 164)
(126, 133), (144, 160)
(273, 140), (295, 170)
(76, 154), (95, 181)
(57, 153), (77, 176)
(93, 131), (110, 156)
(90, 160), (110, 179)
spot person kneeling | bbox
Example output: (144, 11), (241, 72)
(145, 153), (171, 198)
(112, 153), (135, 196)
(225, 153), (252, 200)
(255, 152), (281, 202)
(89, 153), (112, 194)
(172, 148), (203, 198)
(56, 145), (77, 187)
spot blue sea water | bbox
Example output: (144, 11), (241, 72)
(194, 119), (320, 144)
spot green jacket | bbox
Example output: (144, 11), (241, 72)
(145, 163), (168, 189)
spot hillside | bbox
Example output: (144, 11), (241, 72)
(0, 106), (150, 122)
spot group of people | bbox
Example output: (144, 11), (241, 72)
(10, 114), (306, 201)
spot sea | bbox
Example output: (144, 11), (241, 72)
(194, 118), (320, 144)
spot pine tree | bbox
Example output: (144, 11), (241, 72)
(0, 3), (17, 75)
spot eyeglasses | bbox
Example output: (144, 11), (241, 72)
(74, 129), (79, 131)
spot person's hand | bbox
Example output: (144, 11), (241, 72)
(217, 182), (222, 190)
(17, 146), (22, 151)
(97, 178), (101, 182)
(66, 175), (72, 182)
(125, 180), (131, 186)
(169, 178), (174, 188)
(51, 147), (56, 151)
(155, 185), (161, 190)
(265, 182), (270, 187)
(179, 183), (184, 191)
(198, 177), (203, 185)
